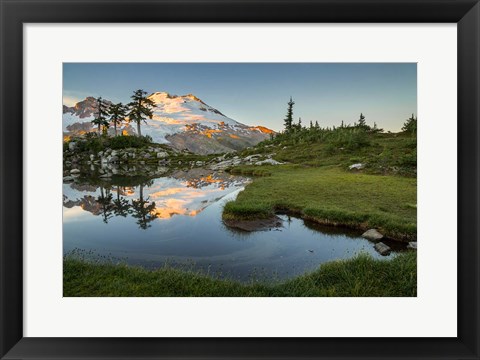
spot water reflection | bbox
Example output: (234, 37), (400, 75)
(63, 171), (248, 229)
(63, 170), (405, 282)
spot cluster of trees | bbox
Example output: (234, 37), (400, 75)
(96, 182), (157, 229)
(92, 89), (155, 137)
(282, 97), (416, 136)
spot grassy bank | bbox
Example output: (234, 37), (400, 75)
(224, 166), (416, 241)
(64, 251), (416, 297)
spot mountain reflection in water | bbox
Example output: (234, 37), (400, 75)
(63, 170), (400, 282)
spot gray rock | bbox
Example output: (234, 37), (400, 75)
(156, 151), (168, 159)
(407, 241), (417, 250)
(244, 154), (261, 161)
(195, 161), (204, 166)
(349, 163), (364, 170)
(63, 176), (74, 182)
(89, 154), (95, 161)
(362, 229), (384, 242)
(70, 169), (81, 174)
(144, 153), (151, 159)
(374, 242), (391, 256)
(255, 159), (283, 166)
(99, 173), (111, 178)
(109, 155), (119, 162)
(68, 142), (76, 151)
(111, 150), (118, 157)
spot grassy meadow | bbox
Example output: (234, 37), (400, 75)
(64, 251), (416, 297)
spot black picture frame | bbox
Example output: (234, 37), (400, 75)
(1, 1), (479, 359)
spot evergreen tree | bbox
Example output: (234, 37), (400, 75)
(309, 120), (313, 129)
(402, 114), (417, 134)
(315, 120), (320, 129)
(297, 117), (302, 131)
(283, 97), (295, 133)
(357, 113), (368, 129)
(108, 102), (127, 136)
(127, 89), (156, 137)
(91, 97), (109, 135)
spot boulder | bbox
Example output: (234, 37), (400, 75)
(255, 159), (282, 166)
(109, 155), (119, 163)
(89, 154), (95, 161)
(349, 163), (364, 170)
(156, 151), (168, 159)
(407, 241), (417, 250)
(244, 154), (261, 162)
(362, 229), (384, 242)
(374, 242), (391, 256)
(195, 161), (204, 166)
(99, 173), (111, 178)
(63, 176), (74, 182)
(68, 142), (76, 151)
(70, 169), (81, 174)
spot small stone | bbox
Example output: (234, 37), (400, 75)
(70, 169), (80, 174)
(407, 241), (417, 250)
(349, 163), (364, 170)
(374, 242), (391, 256)
(99, 174), (111, 178)
(362, 229), (384, 242)
(89, 154), (95, 161)
(63, 176), (74, 182)
(156, 152), (168, 159)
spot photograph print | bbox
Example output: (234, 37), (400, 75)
(63, 63), (417, 297)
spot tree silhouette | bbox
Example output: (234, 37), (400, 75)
(96, 186), (114, 223)
(283, 97), (295, 133)
(131, 183), (157, 230)
(127, 89), (155, 137)
(108, 103), (127, 136)
(91, 97), (110, 135)
(112, 185), (131, 217)
(402, 114), (417, 135)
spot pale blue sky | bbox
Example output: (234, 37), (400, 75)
(63, 63), (416, 132)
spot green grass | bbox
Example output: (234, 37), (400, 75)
(240, 132), (417, 176)
(64, 251), (417, 297)
(223, 166), (416, 241)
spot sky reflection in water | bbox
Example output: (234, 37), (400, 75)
(63, 171), (396, 282)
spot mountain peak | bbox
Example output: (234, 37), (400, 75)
(63, 92), (274, 154)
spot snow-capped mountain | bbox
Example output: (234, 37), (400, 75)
(62, 92), (274, 154)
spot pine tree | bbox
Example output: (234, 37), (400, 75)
(108, 102), (127, 136)
(309, 120), (313, 129)
(283, 97), (295, 133)
(315, 120), (319, 129)
(127, 89), (156, 137)
(357, 113), (367, 129)
(297, 117), (302, 131)
(402, 114), (417, 134)
(91, 97), (109, 135)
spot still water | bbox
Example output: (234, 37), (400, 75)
(63, 169), (399, 282)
